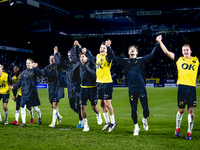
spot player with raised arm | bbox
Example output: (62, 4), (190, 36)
(36, 47), (64, 128)
(157, 35), (199, 140)
(109, 36), (159, 135)
(55, 41), (83, 128)
(86, 40), (117, 132)
(10, 59), (42, 127)
(11, 65), (34, 125)
(0, 64), (12, 124)
(72, 48), (102, 132)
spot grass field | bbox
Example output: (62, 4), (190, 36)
(0, 87), (200, 150)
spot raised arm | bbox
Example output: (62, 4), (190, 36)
(70, 40), (82, 63)
(107, 46), (126, 66)
(143, 42), (159, 63)
(54, 46), (62, 66)
(156, 35), (175, 60)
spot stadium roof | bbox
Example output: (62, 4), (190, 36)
(0, 0), (200, 35)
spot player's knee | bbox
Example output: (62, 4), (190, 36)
(3, 106), (8, 111)
(100, 101), (105, 107)
(179, 109), (184, 114)
(81, 105), (85, 110)
(92, 105), (95, 110)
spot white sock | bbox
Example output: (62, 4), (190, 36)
(176, 111), (183, 129)
(4, 110), (8, 121)
(21, 107), (26, 124)
(110, 114), (115, 124)
(29, 108), (34, 119)
(188, 114), (194, 133)
(33, 106), (41, 118)
(79, 120), (83, 125)
(53, 109), (57, 124)
(135, 123), (139, 129)
(103, 112), (110, 123)
(15, 110), (20, 121)
(83, 118), (88, 126)
(56, 108), (60, 118)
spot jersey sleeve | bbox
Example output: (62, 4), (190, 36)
(174, 54), (180, 63)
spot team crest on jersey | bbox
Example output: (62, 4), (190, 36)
(135, 60), (138, 64)
(100, 58), (104, 62)
(97, 63), (103, 69)
(192, 60), (196, 63)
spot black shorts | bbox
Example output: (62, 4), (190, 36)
(16, 95), (22, 109)
(80, 87), (97, 106)
(0, 94), (9, 103)
(96, 83), (113, 100)
(178, 84), (196, 108)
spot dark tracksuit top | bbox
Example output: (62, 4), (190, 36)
(36, 54), (64, 102)
(13, 67), (41, 108)
(110, 43), (159, 87)
(72, 60), (96, 88)
(57, 46), (81, 99)
(71, 47), (96, 87)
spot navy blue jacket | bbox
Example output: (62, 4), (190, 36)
(72, 61), (96, 87)
(13, 67), (41, 108)
(37, 53), (64, 102)
(111, 43), (159, 87)
(71, 47), (96, 87)
(57, 47), (81, 99)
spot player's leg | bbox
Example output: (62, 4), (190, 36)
(76, 95), (83, 128)
(11, 96), (20, 125)
(3, 94), (9, 124)
(0, 96), (2, 122)
(131, 97), (140, 135)
(129, 87), (140, 135)
(81, 105), (89, 131)
(80, 88), (89, 131)
(49, 101), (56, 127)
(27, 107), (34, 124)
(97, 83), (111, 130)
(104, 100), (117, 132)
(90, 88), (102, 125)
(104, 83), (116, 132)
(50, 100), (62, 127)
(186, 107), (194, 140)
(139, 87), (149, 131)
(19, 105), (27, 127)
(175, 85), (186, 137)
(186, 86), (196, 140)
(33, 106), (42, 125)
(100, 99), (111, 131)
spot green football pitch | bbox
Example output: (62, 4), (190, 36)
(0, 87), (200, 150)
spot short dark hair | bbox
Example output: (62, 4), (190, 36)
(27, 58), (34, 63)
(79, 52), (86, 57)
(14, 65), (23, 72)
(101, 42), (106, 45)
(128, 45), (139, 52)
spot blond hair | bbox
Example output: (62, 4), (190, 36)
(0, 64), (3, 69)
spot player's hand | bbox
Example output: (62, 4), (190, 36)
(105, 39), (112, 47)
(9, 85), (14, 90)
(13, 96), (16, 102)
(74, 40), (80, 46)
(54, 46), (58, 53)
(156, 35), (162, 42)
(82, 48), (87, 53)
(33, 63), (38, 68)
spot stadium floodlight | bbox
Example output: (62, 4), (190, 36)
(9, 0), (16, 6)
